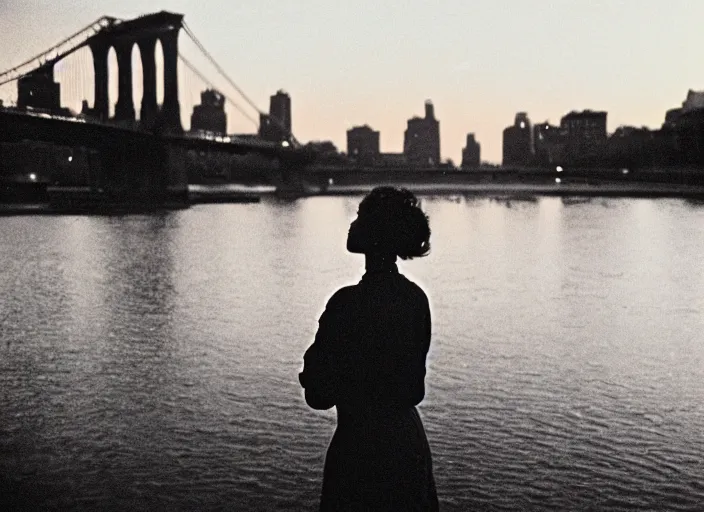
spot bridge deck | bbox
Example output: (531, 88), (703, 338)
(0, 109), (309, 160)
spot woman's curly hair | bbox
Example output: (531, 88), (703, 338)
(357, 186), (431, 260)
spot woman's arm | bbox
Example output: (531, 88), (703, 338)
(299, 290), (347, 410)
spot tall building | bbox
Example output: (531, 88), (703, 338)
(560, 110), (607, 162)
(461, 133), (481, 168)
(663, 90), (704, 129)
(502, 112), (532, 166)
(533, 121), (565, 165)
(258, 90), (292, 143)
(682, 90), (704, 112)
(347, 125), (380, 165)
(661, 91), (704, 165)
(403, 100), (440, 167)
(17, 66), (60, 112)
(270, 90), (291, 134)
(190, 89), (227, 134)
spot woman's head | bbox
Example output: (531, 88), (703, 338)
(346, 187), (431, 260)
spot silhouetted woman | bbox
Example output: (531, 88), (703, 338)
(299, 187), (439, 511)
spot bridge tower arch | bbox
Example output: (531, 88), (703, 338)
(87, 11), (184, 132)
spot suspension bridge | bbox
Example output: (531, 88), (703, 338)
(0, 11), (311, 209)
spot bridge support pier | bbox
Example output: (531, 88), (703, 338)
(114, 42), (136, 123)
(274, 160), (308, 197)
(97, 136), (168, 205)
(138, 37), (158, 129)
(164, 146), (189, 204)
(90, 42), (110, 121)
(159, 31), (182, 133)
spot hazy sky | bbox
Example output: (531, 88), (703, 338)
(1, 0), (704, 163)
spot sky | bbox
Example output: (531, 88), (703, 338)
(1, 0), (704, 163)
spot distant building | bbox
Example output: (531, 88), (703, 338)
(663, 90), (704, 129)
(270, 90), (291, 133)
(560, 110), (607, 140)
(258, 113), (274, 141)
(377, 153), (408, 168)
(560, 110), (607, 162)
(347, 125), (380, 165)
(190, 89), (227, 135)
(259, 90), (292, 142)
(403, 100), (440, 167)
(682, 90), (704, 112)
(659, 90), (704, 165)
(17, 66), (60, 112)
(663, 108), (683, 129)
(461, 133), (481, 168)
(605, 126), (655, 167)
(305, 140), (347, 165)
(502, 112), (532, 166)
(306, 140), (338, 154)
(533, 121), (565, 165)
(671, 109), (704, 165)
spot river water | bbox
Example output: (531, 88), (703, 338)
(1, 195), (704, 511)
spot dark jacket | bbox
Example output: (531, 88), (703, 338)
(300, 266), (438, 511)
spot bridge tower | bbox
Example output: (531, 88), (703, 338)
(86, 11), (184, 132)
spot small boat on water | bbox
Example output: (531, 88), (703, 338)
(490, 194), (538, 202)
(188, 183), (270, 204)
(561, 196), (592, 205)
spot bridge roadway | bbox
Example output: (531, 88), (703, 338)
(0, 109), (311, 208)
(0, 110), (309, 157)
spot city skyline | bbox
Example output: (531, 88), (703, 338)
(1, 1), (704, 163)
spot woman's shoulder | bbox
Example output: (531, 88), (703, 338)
(325, 284), (359, 308)
(397, 274), (430, 302)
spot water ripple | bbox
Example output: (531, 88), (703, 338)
(2, 201), (704, 510)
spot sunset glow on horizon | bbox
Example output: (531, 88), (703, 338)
(1, 0), (703, 163)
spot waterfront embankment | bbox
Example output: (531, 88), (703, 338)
(307, 181), (704, 199)
(3, 180), (704, 215)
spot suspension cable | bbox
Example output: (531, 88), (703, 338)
(0, 16), (120, 87)
(178, 53), (259, 128)
(181, 22), (301, 146)
(182, 22), (262, 115)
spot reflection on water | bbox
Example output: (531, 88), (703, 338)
(1, 197), (704, 510)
